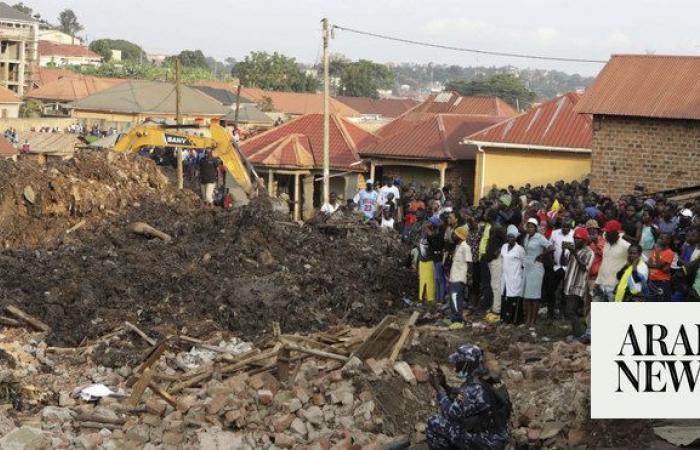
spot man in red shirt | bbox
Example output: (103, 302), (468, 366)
(647, 232), (675, 302)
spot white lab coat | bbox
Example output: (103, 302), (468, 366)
(501, 243), (525, 297)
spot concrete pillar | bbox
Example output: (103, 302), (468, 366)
(293, 173), (300, 221)
(17, 41), (24, 96)
(302, 175), (315, 220)
(267, 170), (274, 194)
(370, 160), (376, 183)
(439, 164), (446, 188)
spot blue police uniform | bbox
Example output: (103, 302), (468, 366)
(426, 344), (509, 450)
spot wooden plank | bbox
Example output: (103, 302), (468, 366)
(277, 346), (290, 383)
(128, 368), (153, 407)
(4, 305), (50, 332)
(148, 381), (178, 408)
(0, 316), (21, 327)
(169, 369), (213, 394)
(124, 321), (156, 346)
(388, 311), (420, 363)
(127, 338), (170, 388)
(219, 344), (281, 376)
(282, 340), (349, 362)
(353, 315), (398, 360)
(75, 412), (126, 425)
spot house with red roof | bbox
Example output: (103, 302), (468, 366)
(357, 92), (515, 202)
(575, 54), (700, 198)
(0, 134), (17, 160)
(38, 40), (102, 67)
(0, 84), (22, 118)
(465, 92), (592, 199)
(240, 113), (378, 219)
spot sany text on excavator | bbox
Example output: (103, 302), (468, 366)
(112, 121), (260, 195)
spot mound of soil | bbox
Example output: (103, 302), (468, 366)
(0, 151), (413, 346)
(0, 151), (198, 248)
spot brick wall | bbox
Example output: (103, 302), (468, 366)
(591, 115), (700, 198)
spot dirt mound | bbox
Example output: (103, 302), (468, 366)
(0, 163), (413, 346)
(0, 150), (198, 248)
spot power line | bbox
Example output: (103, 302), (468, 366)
(331, 24), (607, 64)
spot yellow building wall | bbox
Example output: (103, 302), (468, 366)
(474, 147), (591, 200)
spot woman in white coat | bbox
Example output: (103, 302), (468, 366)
(501, 224), (525, 324)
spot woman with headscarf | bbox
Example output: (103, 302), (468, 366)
(522, 218), (554, 329)
(500, 225), (525, 324)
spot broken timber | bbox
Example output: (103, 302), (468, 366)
(4, 305), (50, 332)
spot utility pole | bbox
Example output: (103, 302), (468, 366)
(234, 83), (242, 126)
(175, 58), (183, 190)
(322, 17), (330, 206)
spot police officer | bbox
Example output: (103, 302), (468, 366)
(426, 344), (510, 450)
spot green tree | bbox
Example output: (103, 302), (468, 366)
(58, 9), (83, 36)
(445, 74), (536, 109)
(233, 51), (318, 92)
(338, 59), (394, 99)
(164, 50), (210, 70)
(12, 2), (32, 16)
(89, 39), (146, 63)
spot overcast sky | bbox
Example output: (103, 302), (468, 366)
(24, 0), (700, 76)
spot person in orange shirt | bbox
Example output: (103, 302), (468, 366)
(647, 232), (675, 302)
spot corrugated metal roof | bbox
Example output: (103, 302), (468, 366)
(240, 87), (360, 117)
(240, 113), (377, 171)
(222, 104), (273, 125)
(575, 54), (700, 120)
(68, 80), (229, 116)
(26, 77), (126, 102)
(359, 113), (505, 160)
(38, 40), (101, 59)
(468, 92), (592, 150)
(191, 86), (253, 106)
(0, 84), (19, 103)
(334, 96), (418, 118)
(409, 92), (518, 117)
(0, 135), (16, 157)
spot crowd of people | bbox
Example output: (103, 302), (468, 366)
(339, 176), (700, 342)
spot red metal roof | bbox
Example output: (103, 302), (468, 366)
(360, 113), (505, 160)
(240, 87), (360, 116)
(334, 96), (418, 118)
(467, 92), (592, 150)
(409, 92), (518, 117)
(240, 113), (378, 171)
(0, 85), (19, 103)
(26, 76), (126, 102)
(0, 135), (17, 157)
(575, 54), (700, 121)
(38, 40), (101, 59)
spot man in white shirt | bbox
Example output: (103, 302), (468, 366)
(320, 192), (340, 215)
(544, 218), (574, 319)
(594, 220), (630, 302)
(448, 227), (472, 330)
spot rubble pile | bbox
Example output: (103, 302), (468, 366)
(0, 150), (198, 248)
(0, 152), (413, 348)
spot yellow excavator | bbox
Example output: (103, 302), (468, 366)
(113, 121), (260, 196)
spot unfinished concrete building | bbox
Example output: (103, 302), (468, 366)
(0, 2), (38, 96)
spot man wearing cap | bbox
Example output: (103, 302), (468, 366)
(594, 219), (630, 303)
(353, 179), (378, 221)
(563, 227), (595, 337)
(447, 227), (472, 330)
(426, 344), (509, 450)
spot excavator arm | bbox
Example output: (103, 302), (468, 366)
(113, 123), (257, 194)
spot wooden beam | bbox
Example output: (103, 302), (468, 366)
(389, 311), (420, 363)
(128, 368), (153, 407)
(124, 321), (156, 346)
(4, 305), (50, 332)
